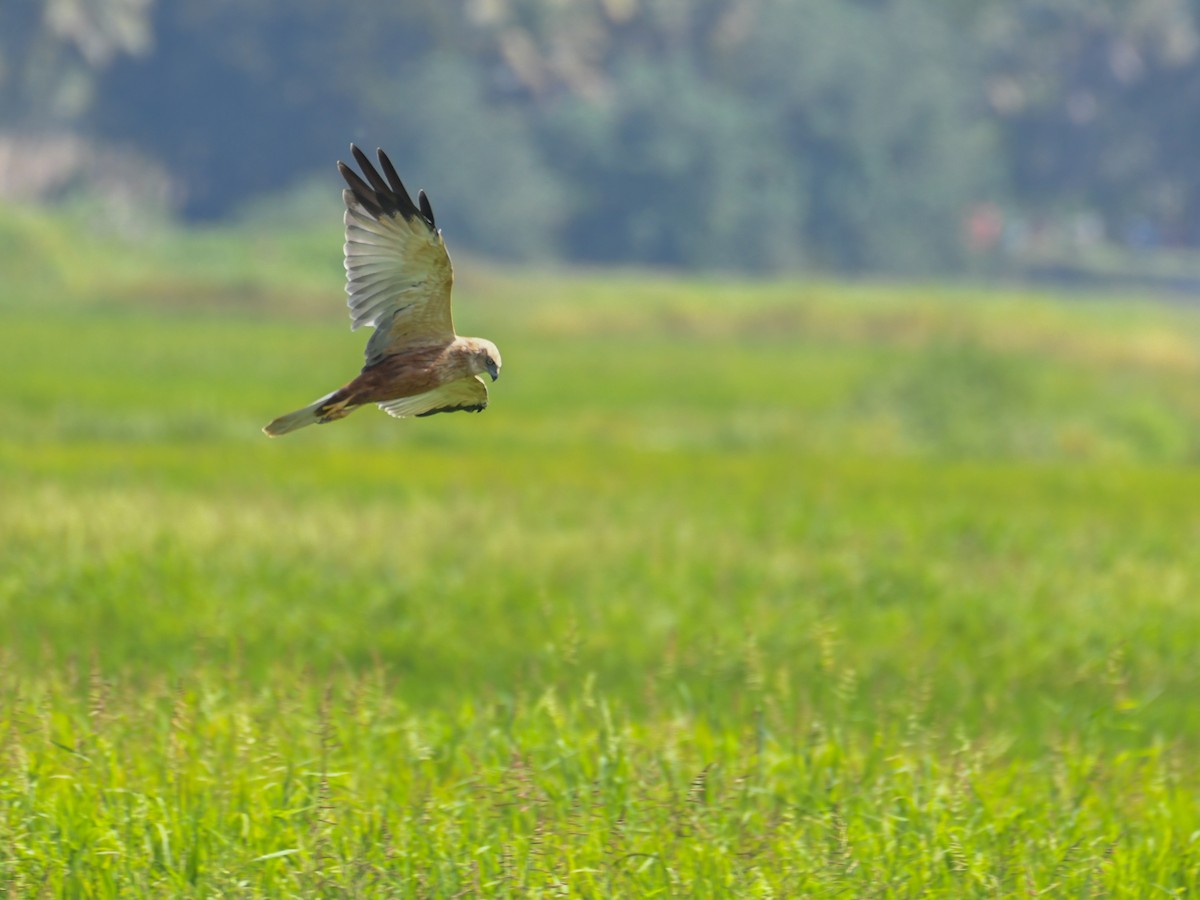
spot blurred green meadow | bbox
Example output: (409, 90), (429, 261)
(2, 205), (1200, 895)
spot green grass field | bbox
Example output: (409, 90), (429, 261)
(2, 205), (1200, 895)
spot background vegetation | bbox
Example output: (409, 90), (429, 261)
(1, 206), (1199, 893)
(6, 0), (1200, 275)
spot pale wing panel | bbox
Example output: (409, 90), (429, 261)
(344, 204), (454, 341)
(376, 376), (489, 419)
(339, 146), (456, 365)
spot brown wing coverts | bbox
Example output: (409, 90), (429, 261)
(339, 145), (436, 230)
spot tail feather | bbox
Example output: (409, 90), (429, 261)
(263, 390), (349, 437)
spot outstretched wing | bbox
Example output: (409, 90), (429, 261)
(340, 145), (455, 365)
(376, 375), (489, 419)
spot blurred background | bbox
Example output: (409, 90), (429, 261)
(4, 0), (1200, 284)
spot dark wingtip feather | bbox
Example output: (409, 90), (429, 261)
(350, 144), (371, 172)
(338, 160), (384, 218)
(418, 190), (436, 228)
(377, 148), (430, 227)
(376, 148), (403, 191)
(338, 144), (430, 229)
(353, 145), (391, 195)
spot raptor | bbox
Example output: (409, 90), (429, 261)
(263, 145), (501, 436)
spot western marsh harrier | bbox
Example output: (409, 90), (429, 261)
(263, 145), (501, 436)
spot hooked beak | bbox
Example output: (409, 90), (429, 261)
(486, 360), (500, 382)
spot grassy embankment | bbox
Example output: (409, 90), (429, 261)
(1, 205), (1199, 895)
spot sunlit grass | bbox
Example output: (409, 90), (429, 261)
(1, 204), (1199, 894)
(3, 661), (1191, 896)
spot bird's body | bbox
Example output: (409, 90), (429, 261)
(263, 146), (501, 437)
(341, 340), (490, 405)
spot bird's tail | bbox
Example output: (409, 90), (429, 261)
(262, 389), (354, 437)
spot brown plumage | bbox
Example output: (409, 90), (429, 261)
(263, 145), (502, 437)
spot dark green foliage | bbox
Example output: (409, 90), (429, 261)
(537, 56), (805, 269)
(729, 0), (994, 271)
(8, 0), (1200, 274)
(89, 0), (462, 217)
(75, 0), (993, 272)
(370, 56), (569, 261)
(977, 0), (1200, 231)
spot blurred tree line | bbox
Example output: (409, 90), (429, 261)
(2, 0), (1199, 274)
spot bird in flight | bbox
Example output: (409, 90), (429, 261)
(263, 145), (502, 436)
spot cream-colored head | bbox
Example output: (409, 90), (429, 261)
(462, 337), (502, 381)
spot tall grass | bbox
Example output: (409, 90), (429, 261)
(1, 205), (1199, 894)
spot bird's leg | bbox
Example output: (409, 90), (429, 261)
(315, 389), (358, 423)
